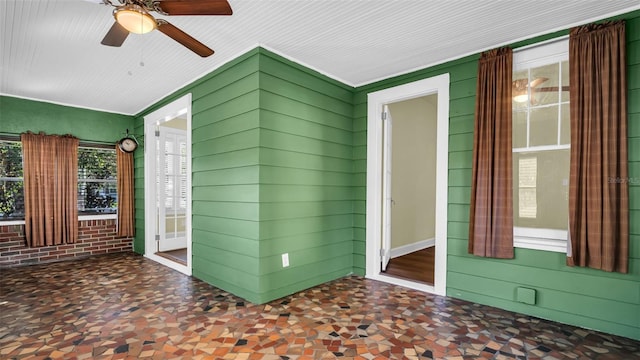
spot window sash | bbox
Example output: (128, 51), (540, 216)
(512, 39), (569, 252)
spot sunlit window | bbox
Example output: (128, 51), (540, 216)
(78, 147), (117, 215)
(0, 141), (24, 220)
(0, 141), (117, 221)
(512, 39), (570, 251)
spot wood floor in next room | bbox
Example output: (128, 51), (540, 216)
(384, 247), (435, 285)
(157, 248), (188, 265)
(1, 252), (638, 359)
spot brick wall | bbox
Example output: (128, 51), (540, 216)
(0, 219), (132, 267)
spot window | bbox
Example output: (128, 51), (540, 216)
(0, 141), (117, 221)
(512, 39), (569, 252)
(0, 141), (24, 220)
(78, 147), (117, 215)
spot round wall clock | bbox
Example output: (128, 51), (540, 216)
(118, 137), (138, 153)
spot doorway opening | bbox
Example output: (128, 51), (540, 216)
(365, 74), (449, 296)
(382, 96), (437, 285)
(144, 94), (193, 275)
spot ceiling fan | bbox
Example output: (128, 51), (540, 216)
(92, 0), (232, 57)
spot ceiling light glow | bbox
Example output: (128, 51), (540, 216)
(114, 5), (156, 34)
(513, 93), (529, 103)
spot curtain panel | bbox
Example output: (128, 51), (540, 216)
(116, 145), (135, 237)
(568, 21), (628, 273)
(21, 132), (79, 247)
(468, 47), (515, 259)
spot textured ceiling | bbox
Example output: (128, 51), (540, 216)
(2, 0), (639, 115)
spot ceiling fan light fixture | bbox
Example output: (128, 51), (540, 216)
(114, 5), (156, 34)
(513, 93), (529, 103)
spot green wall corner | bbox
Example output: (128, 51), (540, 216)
(133, 48), (356, 304)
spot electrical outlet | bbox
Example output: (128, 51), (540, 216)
(282, 253), (289, 267)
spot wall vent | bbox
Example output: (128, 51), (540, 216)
(516, 287), (537, 305)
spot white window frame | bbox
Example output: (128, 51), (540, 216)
(77, 146), (118, 216)
(0, 140), (24, 225)
(513, 38), (569, 253)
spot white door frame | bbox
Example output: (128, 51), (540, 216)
(365, 74), (449, 296)
(144, 93), (193, 276)
(381, 104), (393, 271)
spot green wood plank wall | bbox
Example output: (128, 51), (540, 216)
(133, 49), (263, 301)
(0, 96), (133, 143)
(352, 11), (640, 340)
(133, 49), (355, 303)
(180, 50), (263, 301)
(133, 119), (145, 254)
(255, 51), (355, 303)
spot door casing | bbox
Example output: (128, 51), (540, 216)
(365, 74), (449, 296)
(143, 93), (193, 276)
(381, 104), (393, 271)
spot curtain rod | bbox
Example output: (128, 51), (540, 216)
(514, 35), (569, 53)
(0, 133), (20, 141)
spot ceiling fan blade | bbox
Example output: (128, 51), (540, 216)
(529, 77), (548, 88)
(156, 20), (214, 57)
(101, 22), (129, 47)
(155, 0), (232, 15)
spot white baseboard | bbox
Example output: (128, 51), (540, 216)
(391, 238), (435, 259)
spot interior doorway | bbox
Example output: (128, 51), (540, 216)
(382, 96), (438, 285)
(366, 74), (449, 296)
(144, 94), (192, 276)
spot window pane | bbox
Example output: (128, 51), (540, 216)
(0, 180), (24, 219)
(531, 63), (559, 106)
(78, 181), (117, 214)
(512, 40), (569, 241)
(560, 104), (570, 145)
(519, 188), (537, 219)
(517, 157), (537, 219)
(0, 142), (23, 177)
(0, 142), (24, 220)
(78, 147), (117, 214)
(512, 69), (529, 111)
(513, 111), (527, 148)
(530, 106), (559, 146)
(78, 148), (116, 180)
(561, 60), (570, 102)
(513, 149), (569, 230)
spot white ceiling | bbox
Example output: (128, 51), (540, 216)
(2, 0), (639, 115)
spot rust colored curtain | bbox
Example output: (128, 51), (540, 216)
(568, 21), (628, 273)
(468, 47), (514, 259)
(116, 145), (135, 237)
(21, 132), (78, 247)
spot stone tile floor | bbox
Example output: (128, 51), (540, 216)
(0, 252), (638, 359)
